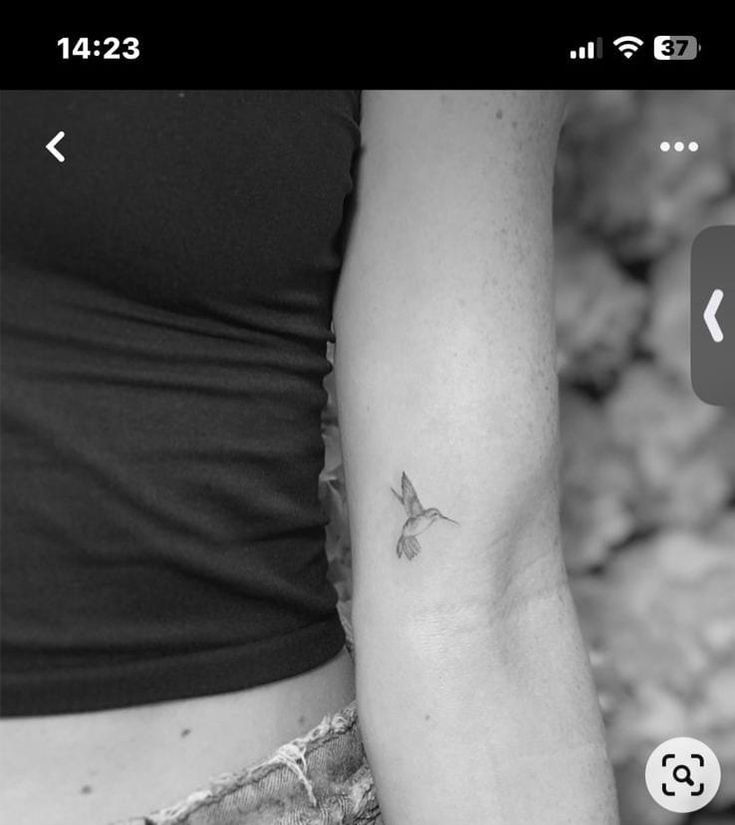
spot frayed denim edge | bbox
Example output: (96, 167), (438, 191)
(136, 699), (360, 825)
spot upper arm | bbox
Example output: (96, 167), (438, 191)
(333, 91), (565, 625)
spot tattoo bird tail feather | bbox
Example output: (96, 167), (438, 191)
(397, 534), (421, 559)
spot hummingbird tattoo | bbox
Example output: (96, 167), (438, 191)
(391, 471), (459, 560)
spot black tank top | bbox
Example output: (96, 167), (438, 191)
(1, 90), (361, 715)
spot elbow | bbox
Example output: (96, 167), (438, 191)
(483, 412), (561, 543)
(487, 441), (563, 598)
(480, 364), (562, 557)
(453, 427), (565, 626)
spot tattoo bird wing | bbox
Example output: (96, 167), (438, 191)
(397, 534), (422, 559)
(401, 472), (423, 517)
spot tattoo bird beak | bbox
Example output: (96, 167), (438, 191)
(440, 515), (459, 525)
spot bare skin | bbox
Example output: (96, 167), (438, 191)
(0, 646), (355, 825)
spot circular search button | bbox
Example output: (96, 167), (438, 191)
(645, 737), (721, 813)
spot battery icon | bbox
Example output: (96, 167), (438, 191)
(654, 35), (700, 60)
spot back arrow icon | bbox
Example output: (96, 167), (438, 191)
(45, 131), (65, 162)
(704, 288), (724, 342)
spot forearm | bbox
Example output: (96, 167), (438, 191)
(353, 515), (619, 824)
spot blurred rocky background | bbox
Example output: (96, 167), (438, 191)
(320, 90), (735, 824)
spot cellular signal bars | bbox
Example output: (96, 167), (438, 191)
(569, 38), (603, 59)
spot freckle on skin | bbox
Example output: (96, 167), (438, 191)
(80, 785), (93, 795)
(298, 715), (306, 726)
(495, 109), (503, 120)
(424, 713), (431, 721)
(180, 728), (191, 738)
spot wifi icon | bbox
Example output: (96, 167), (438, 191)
(614, 35), (644, 58)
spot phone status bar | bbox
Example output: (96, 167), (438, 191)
(0, 29), (730, 88)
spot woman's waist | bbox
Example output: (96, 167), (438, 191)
(0, 645), (355, 824)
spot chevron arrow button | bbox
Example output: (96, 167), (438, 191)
(704, 289), (724, 343)
(45, 131), (65, 163)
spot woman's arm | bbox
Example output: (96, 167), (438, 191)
(333, 90), (619, 824)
